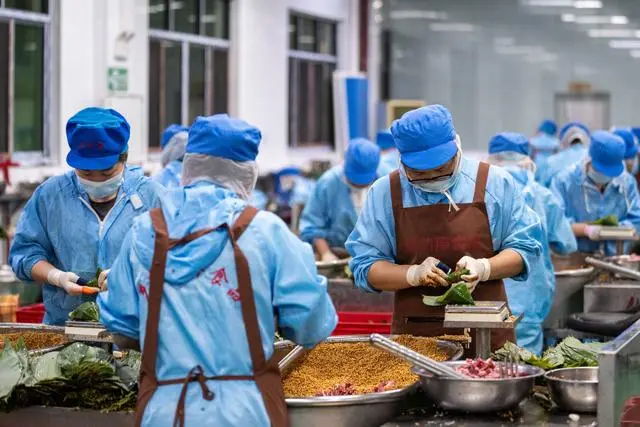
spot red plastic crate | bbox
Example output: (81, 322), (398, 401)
(16, 303), (45, 323)
(332, 311), (392, 336)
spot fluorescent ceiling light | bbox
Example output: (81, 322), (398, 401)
(573, 0), (602, 8)
(495, 45), (546, 55)
(562, 14), (576, 22)
(588, 29), (640, 38)
(630, 50), (640, 58)
(609, 40), (640, 49)
(576, 15), (628, 25)
(391, 10), (447, 20)
(429, 23), (475, 32)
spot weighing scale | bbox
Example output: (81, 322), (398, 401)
(64, 321), (112, 344)
(443, 302), (521, 358)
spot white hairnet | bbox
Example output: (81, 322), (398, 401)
(487, 151), (537, 175)
(560, 127), (590, 150)
(161, 131), (188, 167)
(181, 153), (258, 200)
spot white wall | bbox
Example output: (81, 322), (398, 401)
(232, 0), (359, 173)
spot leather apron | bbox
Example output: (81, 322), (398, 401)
(389, 163), (514, 352)
(135, 206), (288, 427)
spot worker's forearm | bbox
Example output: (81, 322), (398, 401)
(488, 249), (524, 280)
(313, 238), (332, 257)
(30, 260), (56, 284)
(572, 223), (588, 237)
(367, 260), (412, 292)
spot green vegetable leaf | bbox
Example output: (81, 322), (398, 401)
(590, 215), (619, 226)
(68, 301), (100, 322)
(446, 268), (470, 284)
(0, 344), (22, 399)
(32, 351), (62, 382)
(423, 283), (475, 307)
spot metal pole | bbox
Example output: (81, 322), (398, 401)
(475, 328), (491, 359)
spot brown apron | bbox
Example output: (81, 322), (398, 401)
(135, 206), (288, 427)
(390, 162), (514, 352)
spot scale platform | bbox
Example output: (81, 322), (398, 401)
(64, 321), (112, 343)
(443, 302), (521, 358)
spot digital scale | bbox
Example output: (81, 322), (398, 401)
(64, 321), (112, 343)
(443, 301), (521, 358)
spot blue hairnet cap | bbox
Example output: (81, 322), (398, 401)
(376, 129), (395, 150)
(488, 132), (530, 156)
(589, 130), (625, 177)
(631, 127), (640, 143)
(187, 114), (261, 162)
(344, 138), (381, 186)
(538, 119), (557, 136)
(613, 129), (638, 160)
(275, 167), (301, 177)
(559, 121), (590, 141)
(391, 104), (457, 170)
(66, 107), (130, 171)
(161, 124), (189, 149)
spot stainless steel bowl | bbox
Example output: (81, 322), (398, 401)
(0, 323), (67, 355)
(316, 257), (352, 279)
(605, 255), (640, 274)
(545, 367), (598, 413)
(282, 335), (462, 427)
(416, 361), (545, 413)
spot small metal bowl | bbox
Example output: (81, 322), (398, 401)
(545, 367), (598, 413)
(416, 361), (544, 413)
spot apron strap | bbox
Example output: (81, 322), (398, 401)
(473, 162), (490, 204)
(389, 170), (403, 210)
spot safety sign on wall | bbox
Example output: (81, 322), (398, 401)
(107, 67), (128, 93)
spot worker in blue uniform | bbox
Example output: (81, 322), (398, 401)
(10, 107), (163, 325)
(300, 138), (380, 261)
(346, 105), (543, 351)
(550, 130), (640, 256)
(376, 129), (400, 176)
(539, 122), (590, 187)
(530, 119), (559, 182)
(612, 128), (639, 174)
(487, 132), (577, 354)
(153, 124), (189, 189)
(98, 114), (337, 427)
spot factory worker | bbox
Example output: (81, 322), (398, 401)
(539, 122), (591, 187)
(346, 105), (543, 351)
(300, 138), (380, 262)
(98, 114), (337, 427)
(376, 129), (400, 176)
(633, 127), (640, 188)
(550, 130), (640, 256)
(9, 107), (162, 325)
(612, 128), (639, 174)
(488, 132), (577, 354)
(530, 119), (559, 181)
(153, 124), (189, 189)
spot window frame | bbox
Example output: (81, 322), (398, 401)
(0, 3), (51, 165)
(287, 12), (338, 150)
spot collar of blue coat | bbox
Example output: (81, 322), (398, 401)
(70, 164), (147, 202)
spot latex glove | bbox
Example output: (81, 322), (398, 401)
(456, 256), (491, 293)
(406, 257), (448, 287)
(321, 251), (339, 262)
(47, 268), (83, 296)
(584, 225), (602, 241)
(98, 269), (110, 291)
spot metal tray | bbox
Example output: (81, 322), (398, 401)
(0, 322), (67, 355)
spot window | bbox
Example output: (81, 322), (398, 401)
(0, 1), (50, 161)
(148, 0), (230, 149)
(288, 13), (337, 148)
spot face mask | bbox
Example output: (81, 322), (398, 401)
(504, 166), (531, 185)
(77, 170), (124, 202)
(350, 186), (368, 214)
(409, 151), (462, 194)
(587, 167), (611, 186)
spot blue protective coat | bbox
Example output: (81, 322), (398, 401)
(550, 163), (640, 255)
(530, 133), (559, 181)
(9, 166), (163, 325)
(97, 182), (337, 427)
(152, 160), (183, 189)
(299, 166), (359, 248)
(346, 157), (544, 293)
(504, 168), (577, 354)
(377, 149), (400, 177)
(538, 144), (588, 187)
(249, 189), (268, 210)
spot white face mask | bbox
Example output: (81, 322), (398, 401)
(350, 186), (369, 214)
(77, 170), (124, 202)
(587, 166), (612, 186)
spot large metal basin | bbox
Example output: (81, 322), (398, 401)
(282, 335), (462, 427)
(316, 248), (352, 279)
(328, 279), (393, 312)
(0, 323), (67, 355)
(416, 362), (545, 413)
(545, 253), (598, 331)
(546, 367), (598, 413)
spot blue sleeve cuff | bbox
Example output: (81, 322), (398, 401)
(20, 254), (48, 282)
(504, 248), (530, 282)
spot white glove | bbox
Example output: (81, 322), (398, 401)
(98, 269), (110, 291)
(47, 269), (83, 296)
(321, 251), (339, 262)
(406, 257), (448, 287)
(584, 225), (602, 241)
(456, 256), (491, 293)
